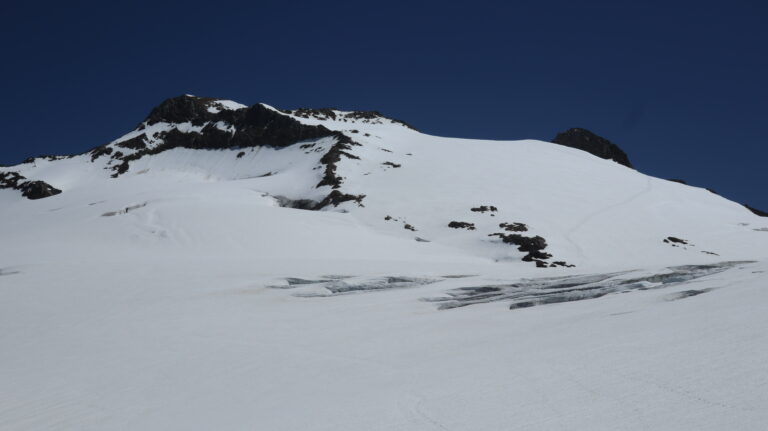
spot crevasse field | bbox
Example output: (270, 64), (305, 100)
(1, 97), (767, 430)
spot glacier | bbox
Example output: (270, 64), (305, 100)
(1, 95), (767, 430)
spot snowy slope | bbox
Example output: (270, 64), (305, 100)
(1, 95), (767, 430)
(2, 95), (765, 270)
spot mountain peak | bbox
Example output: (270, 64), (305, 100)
(144, 95), (247, 125)
(1, 96), (766, 272)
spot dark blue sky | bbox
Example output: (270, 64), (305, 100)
(2, 1), (766, 209)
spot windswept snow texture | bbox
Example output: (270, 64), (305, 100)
(1, 95), (768, 430)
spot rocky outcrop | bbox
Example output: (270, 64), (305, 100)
(488, 228), (573, 268)
(552, 128), (633, 168)
(90, 95), (336, 176)
(282, 107), (418, 131)
(0, 171), (61, 200)
(0, 171), (25, 189)
(488, 232), (552, 262)
(667, 178), (687, 185)
(316, 133), (361, 189)
(448, 221), (476, 230)
(499, 222), (528, 232)
(471, 205), (497, 213)
(663, 236), (689, 246)
(143, 96), (227, 125)
(313, 190), (366, 209)
(86, 96), (369, 209)
(20, 181), (62, 200)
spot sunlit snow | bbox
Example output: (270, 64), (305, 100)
(1, 100), (767, 430)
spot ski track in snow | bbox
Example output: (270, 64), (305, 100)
(564, 176), (653, 256)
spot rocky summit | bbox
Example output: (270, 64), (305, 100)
(552, 127), (633, 168)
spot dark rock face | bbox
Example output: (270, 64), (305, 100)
(313, 190), (365, 209)
(0, 171), (25, 189)
(115, 135), (147, 150)
(283, 107), (418, 131)
(499, 222), (528, 232)
(273, 196), (321, 210)
(86, 95), (370, 209)
(664, 236), (688, 244)
(0, 171), (61, 200)
(489, 232), (552, 261)
(744, 204), (768, 217)
(663, 236), (690, 247)
(288, 107), (339, 121)
(552, 128), (633, 168)
(144, 96), (225, 125)
(471, 205), (497, 213)
(448, 221), (476, 230)
(487, 228), (573, 268)
(90, 146), (113, 162)
(316, 133), (361, 189)
(92, 95), (337, 176)
(20, 181), (62, 200)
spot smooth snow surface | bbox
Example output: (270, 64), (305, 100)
(1, 98), (767, 430)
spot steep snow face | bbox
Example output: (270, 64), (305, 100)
(1, 95), (767, 270)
